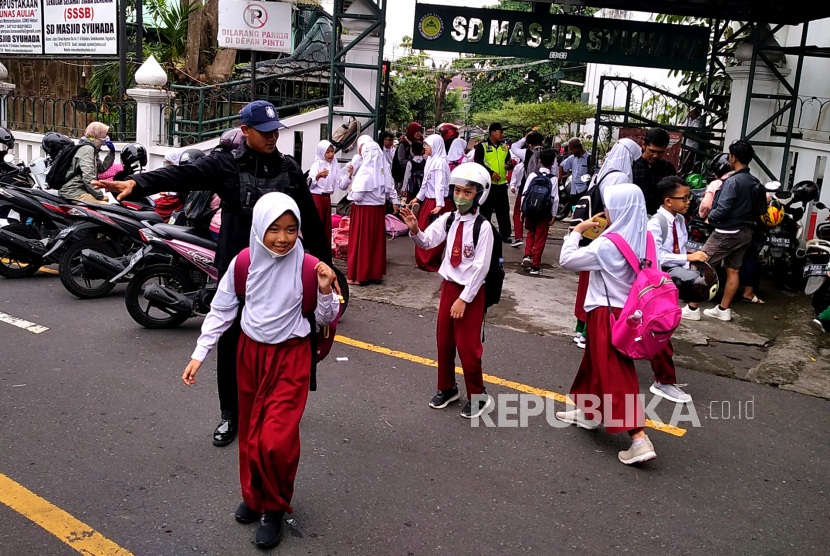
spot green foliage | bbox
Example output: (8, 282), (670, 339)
(472, 99), (595, 136)
(387, 74), (438, 130)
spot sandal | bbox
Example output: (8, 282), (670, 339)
(742, 295), (765, 304)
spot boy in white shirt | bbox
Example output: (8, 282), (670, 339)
(400, 163), (495, 419)
(520, 148), (559, 275)
(646, 176), (707, 404)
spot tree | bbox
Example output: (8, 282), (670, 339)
(472, 99), (595, 137)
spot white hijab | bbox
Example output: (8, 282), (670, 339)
(240, 192), (308, 345)
(596, 138), (641, 186)
(588, 183), (649, 276)
(352, 141), (392, 193)
(447, 138), (467, 162)
(309, 140), (340, 191)
(423, 134), (450, 187)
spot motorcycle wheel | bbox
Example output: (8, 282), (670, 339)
(58, 238), (118, 299)
(125, 264), (193, 329)
(333, 265), (349, 316)
(0, 223), (43, 278)
(555, 190), (571, 221)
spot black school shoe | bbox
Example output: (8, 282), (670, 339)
(428, 385), (460, 409)
(254, 510), (285, 549)
(213, 419), (237, 447)
(235, 501), (261, 524)
(461, 393), (494, 419)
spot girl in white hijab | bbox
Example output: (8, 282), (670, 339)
(309, 140), (342, 241)
(183, 192), (339, 549)
(346, 136), (398, 284)
(413, 134), (453, 271)
(447, 138), (467, 170)
(595, 138), (642, 190)
(558, 183), (656, 466)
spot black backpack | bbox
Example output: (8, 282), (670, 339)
(444, 212), (504, 312)
(45, 144), (84, 190)
(749, 176), (768, 222)
(406, 158), (426, 197)
(392, 142), (410, 184)
(569, 169), (623, 234)
(521, 173), (554, 221)
(183, 190), (217, 228)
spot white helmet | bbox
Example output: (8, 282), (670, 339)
(449, 162), (491, 206)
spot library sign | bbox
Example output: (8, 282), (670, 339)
(0, 0), (117, 56)
(412, 4), (709, 72)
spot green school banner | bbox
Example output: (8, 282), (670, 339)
(412, 4), (709, 72)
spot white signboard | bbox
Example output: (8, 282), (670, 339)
(0, 0), (43, 55)
(218, 0), (293, 54)
(44, 0), (117, 55)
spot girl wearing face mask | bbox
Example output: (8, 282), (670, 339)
(308, 140), (343, 241)
(414, 134), (453, 271)
(56, 121), (115, 203)
(182, 192), (339, 550)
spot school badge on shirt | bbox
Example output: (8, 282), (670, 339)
(463, 244), (475, 258)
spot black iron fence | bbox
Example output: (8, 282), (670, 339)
(5, 94), (137, 141)
(774, 95), (830, 138)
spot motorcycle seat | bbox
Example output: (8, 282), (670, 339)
(97, 204), (163, 223)
(151, 223), (217, 250)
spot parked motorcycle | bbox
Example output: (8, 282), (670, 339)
(121, 223), (350, 329)
(558, 173), (590, 221)
(802, 201), (830, 314)
(0, 127), (35, 189)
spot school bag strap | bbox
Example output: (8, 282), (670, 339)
(653, 212), (670, 245)
(232, 247), (317, 313)
(603, 232), (657, 273)
(442, 211), (485, 248)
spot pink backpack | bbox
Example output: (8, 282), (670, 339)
(604, 232), (681, 360)
(234, 248), (342, 390)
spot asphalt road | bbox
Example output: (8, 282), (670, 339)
(0, 272), (828, 555)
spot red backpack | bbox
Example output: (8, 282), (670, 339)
(233, 248), (342, 391)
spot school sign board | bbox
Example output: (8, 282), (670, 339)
(412, 4), (709, 72)
(0, 0), (117, 56)
(218, 0), (293, 54)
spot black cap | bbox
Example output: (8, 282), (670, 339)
(240, 100), (287, 132)
(488, 122), (504, 133)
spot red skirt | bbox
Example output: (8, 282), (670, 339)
(415, 197), (453, 272)
(312, 193), (332, 244)
(574, 271), (590, 322)
(236, 333), (311, 513)
(347, 203), (386, 282)
(569, 307), (644, 434)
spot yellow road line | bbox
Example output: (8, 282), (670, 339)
(334, 335), (686, 437)
(0, 257), (58, 274)
(0, 472), (134, 556)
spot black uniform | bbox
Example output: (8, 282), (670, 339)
(129, 142), (330, 422)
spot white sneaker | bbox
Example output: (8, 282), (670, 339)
(576, 338), (586, 349)
(704, 305), (732, 321)
(650, 381), (693, 404)
(521, 256), (532, 268)
(511, 239), (524, 248)
(618, 436), (657, 465)
(555, 408), (599, 430)
(573, 333), (584, 344)
(681, 304), (701, 321)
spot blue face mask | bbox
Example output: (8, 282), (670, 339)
(453, 196), (474, 214)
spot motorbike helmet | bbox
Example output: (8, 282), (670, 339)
(707, 153), (731, 179)
(676, 261), (720, 303)
(0, 127), (14, 152)
(437, 123), (460, 142)
(179, 148), (206, 165)
(791, 180), (820, 204)
(218, 128), (245, 153)
(761, 199), (785, 227)
(449, 162), (491, 207)
(686, 173), (705, 190)
(121, 143), (147, 170)
(42, 132), (73, 159)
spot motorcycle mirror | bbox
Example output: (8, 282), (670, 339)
(581, 174), (592, 183)
(765, 180), (782, 192)
(3, 153), (13, 163)
(816, 202), (827, 210)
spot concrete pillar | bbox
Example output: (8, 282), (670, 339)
(342, 33), (380, 139)
(127, 56), (174, 167)
(0, 61), (15, 128)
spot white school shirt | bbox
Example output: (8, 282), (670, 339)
(309, 161), (342, 195)
(384, 146), (395, 168)
(559, 231), (636, 311)
(416, 164), (449, 207)
(509, 162), (525, 192)
(647, 207), (688, 269)
(410, 210), (494, 303)
(191, 256), (340, 362)
(523, 168), (560, 217)
(510, 137), (529, 162)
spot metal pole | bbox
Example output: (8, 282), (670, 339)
(780, 22), (808, 184)
(136, 0), (143, 64)
(740, 23), (761, 139)
(119, 0), (127, 136)
(250, 51), (257, 102)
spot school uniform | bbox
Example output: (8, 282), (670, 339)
(192, 193), (339, 516)
(308, 140), (343, 242)
(411, 209), (494, 399)
(348, 136), (397, 282)
(522, 168), (560, 268)
(560, 183), (649, 434)
(510, 161), (525, 241)
(415, 135), (453, 272)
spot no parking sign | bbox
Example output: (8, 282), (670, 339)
(218, 0), (293, 54)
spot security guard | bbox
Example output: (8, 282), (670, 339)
(474, 122), (513, 241)
(93, 100), (331, 448)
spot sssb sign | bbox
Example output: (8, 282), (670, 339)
(412, 4), (709, 72)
